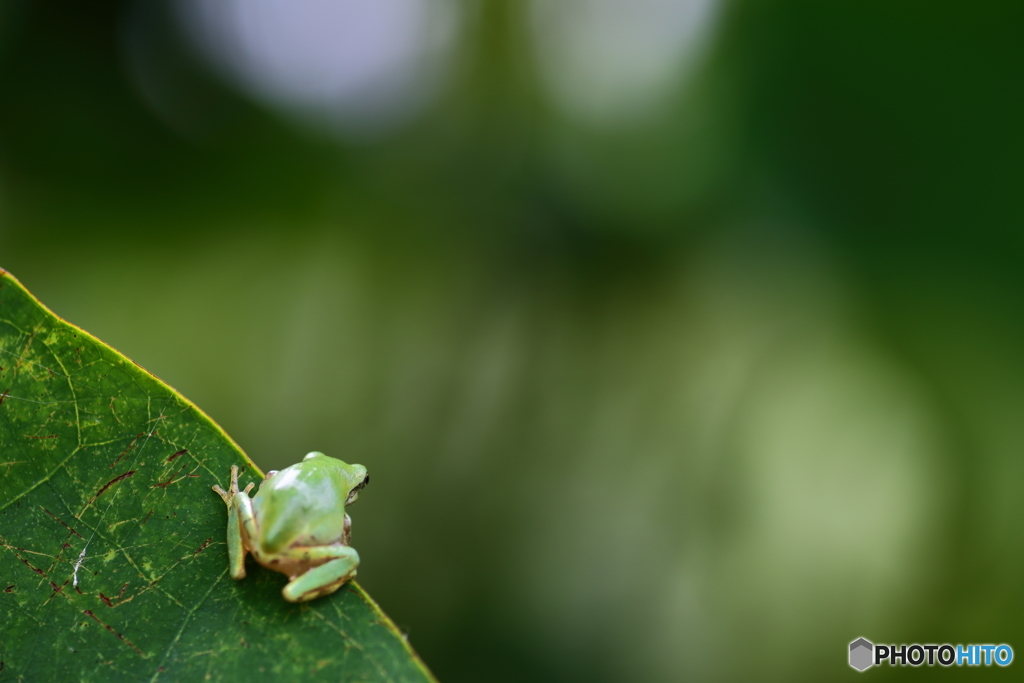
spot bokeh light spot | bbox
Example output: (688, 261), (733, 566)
(176, 0), (462, 138)
(529, 0), (723, 127)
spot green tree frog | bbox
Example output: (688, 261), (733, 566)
(212, 452), (369, 602)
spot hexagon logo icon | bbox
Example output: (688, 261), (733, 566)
(849, 638), (874, 671)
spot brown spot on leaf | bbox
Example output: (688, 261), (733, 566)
(192, 537), (213, 556)
(110, 433), (145, 468)
(41, 506), (83, 538)
(167, 449), (187, 462)
(20, 557), (45, 577)
(92, 471), (136, 501)
(151, 463), (187, 490)
(82, 610), (144, 656)
(97, 584), (132, 607)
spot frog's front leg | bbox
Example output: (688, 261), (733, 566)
(279, 545), (360, 603)
(212, 465), (259, 580)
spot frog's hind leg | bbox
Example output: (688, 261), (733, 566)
(212, 465), (258, 580)
(281, 545), (360, 603)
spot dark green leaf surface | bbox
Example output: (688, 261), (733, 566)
(0, 269), (436, 683)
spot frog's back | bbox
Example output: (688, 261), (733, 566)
(253, 458), (352, 554)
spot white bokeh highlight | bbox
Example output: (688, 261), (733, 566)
(176, 0), (461, 137)
(529, 0), (722, 127)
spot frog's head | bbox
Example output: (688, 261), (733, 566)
(346, 465), (370, 506)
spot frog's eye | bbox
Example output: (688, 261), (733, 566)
(346, 474), (369, 505)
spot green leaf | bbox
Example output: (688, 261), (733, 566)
(0, 269), (436, 683)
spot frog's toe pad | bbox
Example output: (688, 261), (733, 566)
(212, 484), (230, 504)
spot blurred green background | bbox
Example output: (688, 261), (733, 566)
(1, 0), (1022, 680)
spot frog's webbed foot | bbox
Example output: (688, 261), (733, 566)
(212, 465), (239, 504)
(212, 465), (254, 504)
